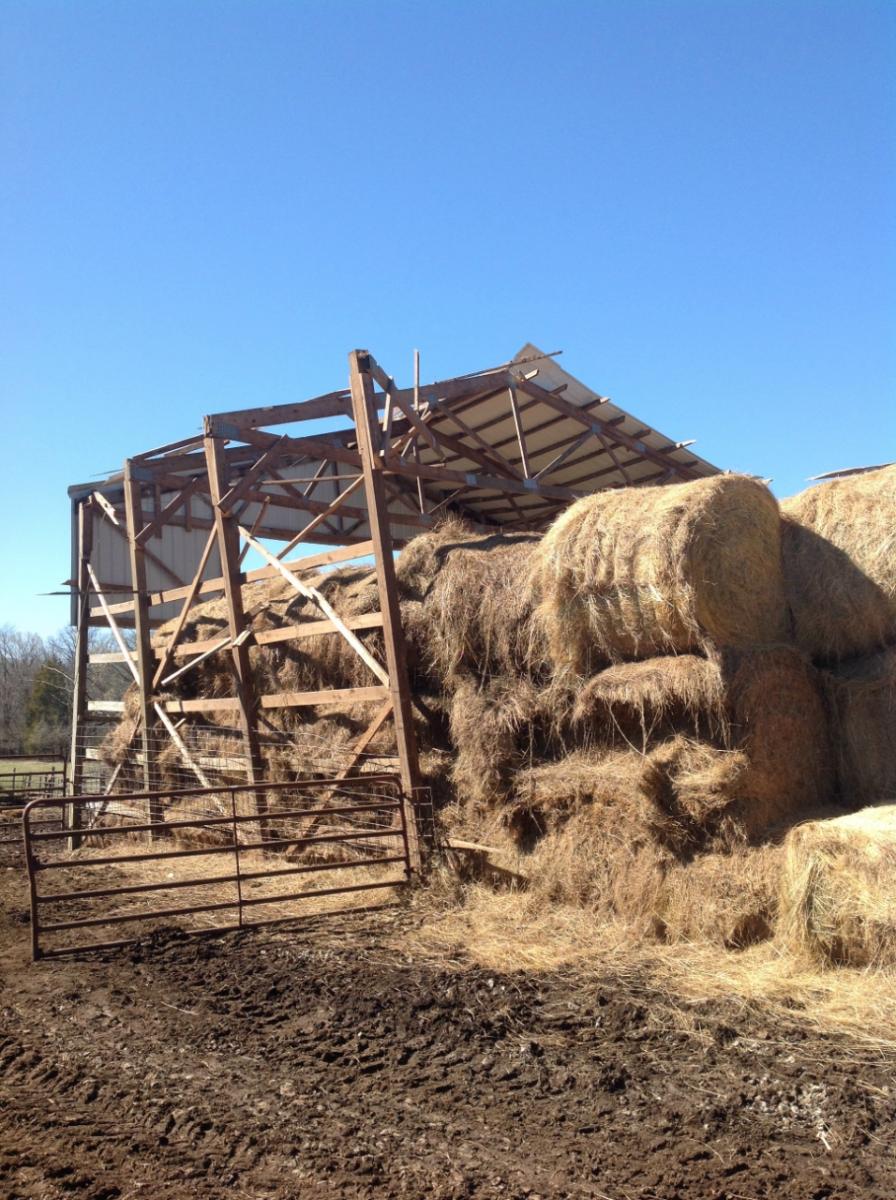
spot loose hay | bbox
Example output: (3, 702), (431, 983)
(779, 805), (896, 967)
(572, 653), (728, 746)
(781, 465), (896, 663)
(530, 474), (787, 673)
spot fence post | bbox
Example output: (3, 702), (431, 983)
(231, 789), (244, 928)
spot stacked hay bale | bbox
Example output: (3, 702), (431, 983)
(510, 476), (830, 849)
(771, 466), (896, 965)
(100, 475), (845, 948)
(781, 465), (896, 807)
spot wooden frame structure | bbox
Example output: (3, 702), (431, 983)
(66, 344), (720, 862)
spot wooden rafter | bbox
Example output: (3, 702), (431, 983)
(238, 526), (389, 687)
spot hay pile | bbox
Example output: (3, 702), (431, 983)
(102, 466), (896, 956)
(781, 465), (896, 663)
(779, 466), (896, 831)
(779, 806), (896, 967)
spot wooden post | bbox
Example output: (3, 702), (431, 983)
(123, 462), (164, 832)
(348, 350), (422, 869)
(203, 431), (265, 806)
(66, 499), (92, 849)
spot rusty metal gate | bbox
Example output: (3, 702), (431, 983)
(23, 775), (411, 960)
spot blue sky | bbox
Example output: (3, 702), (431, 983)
(2, 0), (894, 636)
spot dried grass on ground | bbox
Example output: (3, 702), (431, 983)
(403, 869), (896, 1052)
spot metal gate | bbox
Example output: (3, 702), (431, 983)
(0, 756), (68, 866)
(23, 775), (411, 959)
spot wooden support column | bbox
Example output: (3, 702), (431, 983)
(348, 350), (422, 869)
(203, 431), (264, 802)
(66, 499), (93, 849)
(123, 462), (163, 832)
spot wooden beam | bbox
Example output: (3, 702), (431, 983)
(514, 378), (699, 480)
(93, 537), (377, 618)
(66, 499), (92, 848)
(272, 473), (365, 561)
(425, 398), (524, 481)
(92, 490), (122, 526)
(238, 526), (389, 686)
(380, 452), (578, 502)
(259, 686), (390, 709)
(135, 477), (200, 545)
(349, 350), (422, 870)
(216, 437), (287, 515)
(151, 525), (218, 689)
(123, 462), (162, 823)
(204, 432), (265, 793)
(207, 389), (354, 431)
(507, 384), (532, 479)
(160, 612), (384, 659)
(158, 686), (389, 713)
(152, 704), (211, 788)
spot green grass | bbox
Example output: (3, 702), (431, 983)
(0, 758), (66, 782)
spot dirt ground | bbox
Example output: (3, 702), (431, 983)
(1, 861), (895, 1200)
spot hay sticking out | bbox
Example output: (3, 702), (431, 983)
(781, 464), (896, 663)
(530, 474), (787, 673)
(572, 653), (728, 746)
(779, 806), (896, 967)
(825, 646), (896, 808)
(509, 647), (831, 848)
(401, 527), (546, 686)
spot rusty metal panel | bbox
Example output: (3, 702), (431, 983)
(23, 775), (411, 959)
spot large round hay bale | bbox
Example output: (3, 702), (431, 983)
(779, 806), (896, 966)
(530, 475), (787, 672)
(781, 465), (896, 663)
(505, 752), (781, 947)
(825, 646), (896, 807)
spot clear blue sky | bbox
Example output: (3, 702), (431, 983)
(2, 0), (894, 636)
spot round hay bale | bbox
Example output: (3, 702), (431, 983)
(566, 646), (832, 838)
(825, 646), (896, 808)
(502, 754), (780, 947)
(778, 805), (896, 966)
(531, 474), (787, 673)
(572, 653), (728, 747)
(781, 465), (896, 663)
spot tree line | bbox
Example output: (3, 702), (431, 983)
(0, 625), (131, 756)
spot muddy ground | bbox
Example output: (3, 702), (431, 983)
(1, 862), (895, 1199)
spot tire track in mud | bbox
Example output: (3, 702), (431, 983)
(2, 885), (896, 1198)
